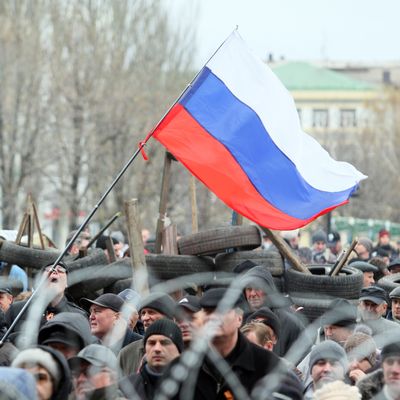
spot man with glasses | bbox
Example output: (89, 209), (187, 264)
(68, 344), (126, 400)
(5, 262), (86, 343)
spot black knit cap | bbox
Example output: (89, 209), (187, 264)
(381, 342), (400, 361)
(144, 319), (183, 353)
(138, 292), (176, 319)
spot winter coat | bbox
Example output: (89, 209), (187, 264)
(118, 338), (145, 377)
(0, 366), (38, 400)
(163, 332), (298, 400)
(120, 362), (162, 400)
(109, 327), (142, 355)
(357, 368), (384, 400)
(84, 384), (127, 400)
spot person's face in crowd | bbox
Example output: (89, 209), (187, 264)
(383, 356), (400, 396)
(355, 244), (370, 261)
(358, 300), (387, 320)
(379, 234), (390, 246)
(392, 298), (400, 320)
(244, 329), (274, 351)
(72, 361), (115, 400)
(0, 292), (13, 312)
(43, 265), (68, 296)
(203, 308), (242, 342)
(311, 359), (345, 390)
(25, 365), (54, 400)
(145, 334), (180, 373)
(324, 325), (352, 345)
(140, 307), (166, 330)
(363, 272), (375, 287)
(245, 287), (266, 311)
(175, 308), (202, 344)
(313, 240), (326, 253)
(89, 305), (118, 339)
(48, 342), (80, 360)
(348, 356), (372, 383)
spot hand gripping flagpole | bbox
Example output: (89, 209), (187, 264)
(0, 29), (238, 347)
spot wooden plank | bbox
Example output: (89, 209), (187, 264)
(162, 224), (178, 255)
(154, 152), (173, 253)
(124, 198), (149, 296)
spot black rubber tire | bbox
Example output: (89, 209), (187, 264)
(214, 250), (284, 276)
(177, 226), (262, 256)
(67, 254), (214, 297)
(285, 265), (363, 299)
(66, 249), (109, 271)
(0, 239), (60, 270)
(145, 254), (214, 280)
(377, 273), (400, 294)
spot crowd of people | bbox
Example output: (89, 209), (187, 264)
(1, 227), (400, 399)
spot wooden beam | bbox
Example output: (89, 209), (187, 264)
(124, 198), (149, 296)
(154, 152), (173, 253)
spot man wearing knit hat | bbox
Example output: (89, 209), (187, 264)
(304, 340), (348, 400)
(121, 319), (183, 399)
(118, 292), (176, 376)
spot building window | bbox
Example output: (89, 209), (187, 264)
(340, 109), (357, 127)
(313, 109), (329, 128)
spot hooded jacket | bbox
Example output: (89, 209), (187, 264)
(241, 266), (309, 357)
(357, 368), (384, 400)
(38, 311), (94, 349)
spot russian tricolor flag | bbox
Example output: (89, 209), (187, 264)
(153, 31), (366, 230)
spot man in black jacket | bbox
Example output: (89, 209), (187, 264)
(121, 319), (183, 399)
(159, 288), (303, 400)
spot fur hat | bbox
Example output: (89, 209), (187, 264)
(344, 332), (377, 366)
(313, 380), (361, 400)
(12, 347), (61, 386)
(312, 230), (327, 244)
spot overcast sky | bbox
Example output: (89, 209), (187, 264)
(166, 0), (400, 68)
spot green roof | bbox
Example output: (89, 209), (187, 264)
(272, 62), (375, 91)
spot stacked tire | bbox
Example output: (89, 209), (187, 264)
(284, 265), (363, 323)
